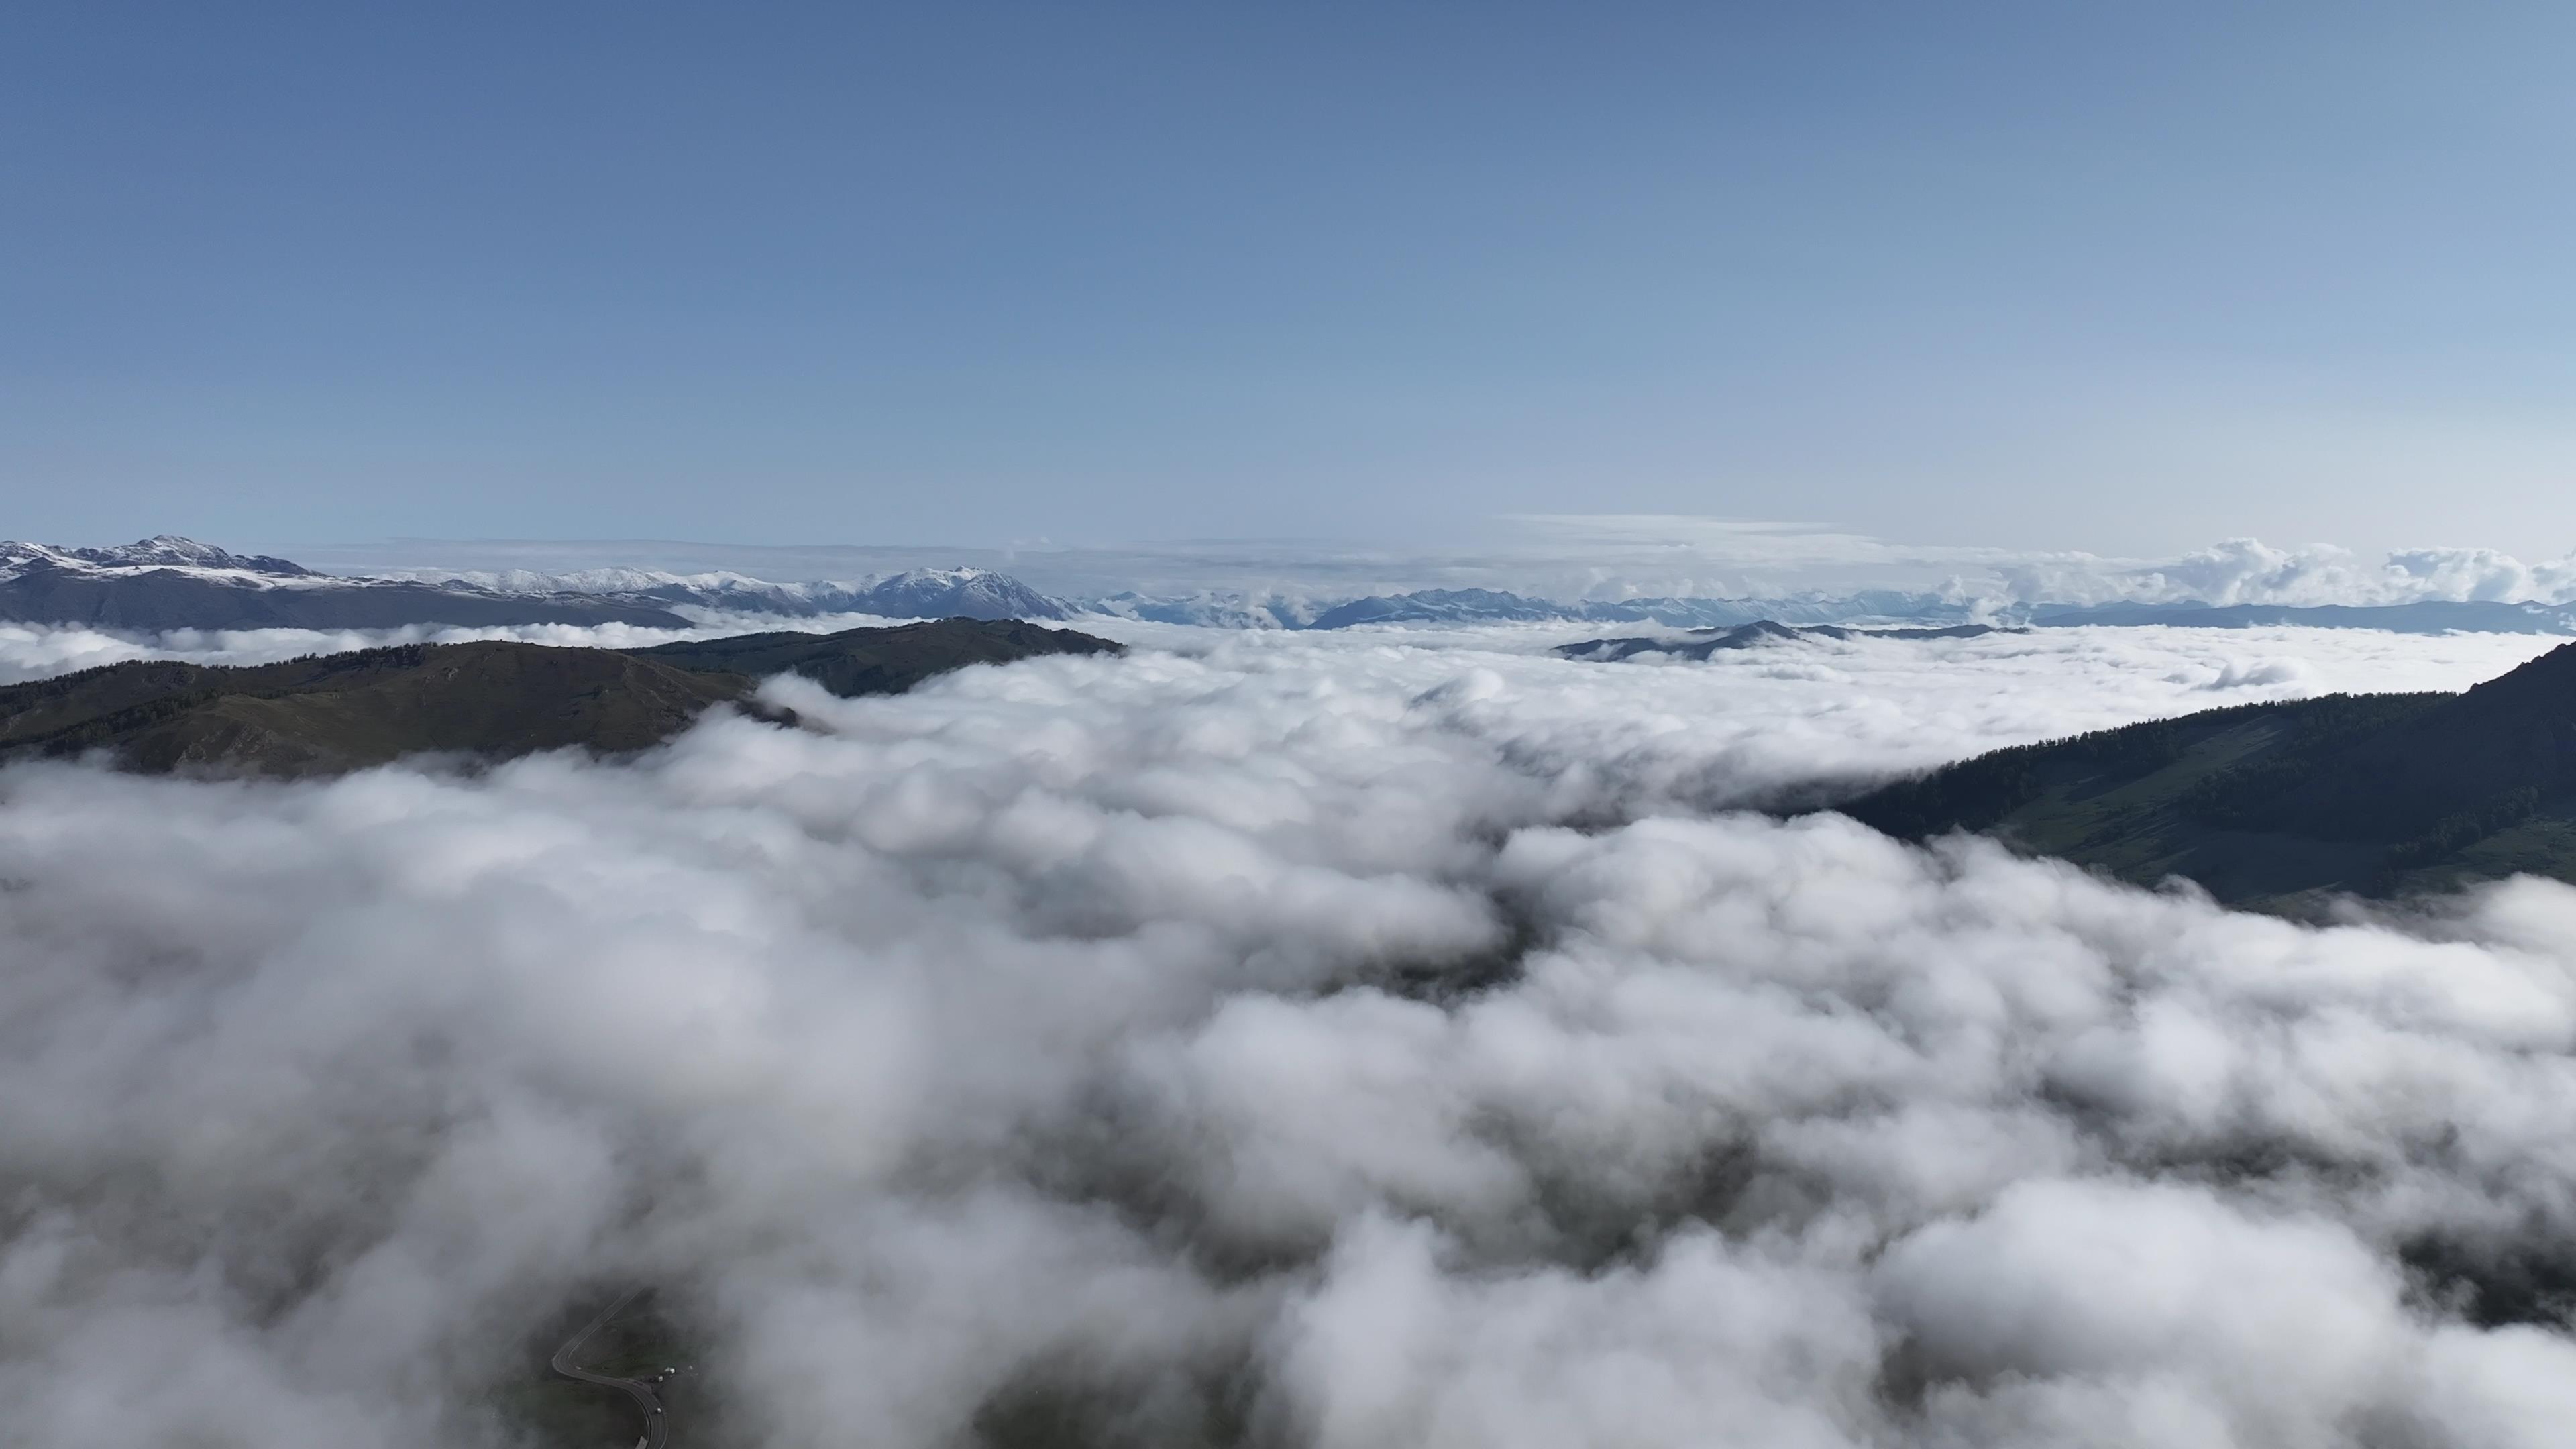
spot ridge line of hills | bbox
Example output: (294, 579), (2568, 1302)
(1831, 641), (2576, 910)
(0, 618), (1121, 777)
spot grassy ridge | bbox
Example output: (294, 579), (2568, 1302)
(0, 619), (1124, 777)
(1837, 643), (2576, 908)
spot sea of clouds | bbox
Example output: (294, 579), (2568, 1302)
(7, 622), (2576, 1446)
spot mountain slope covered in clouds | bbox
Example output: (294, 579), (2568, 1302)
(1841, 641), (2576, 906)
(0, 619), (1122, 776)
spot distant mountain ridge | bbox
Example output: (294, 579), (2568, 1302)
(429, 563), (1074, 621)
(1078, 590), (1320, 629)
(1, 536), (694, 631)
(1, 535), (316, 578)
(15, 536), (2576, 638)
(0, 537), (1075, 631)
(1557, 620), (2008, 661)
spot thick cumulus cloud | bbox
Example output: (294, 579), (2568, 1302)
(1994, 538), (2576, 610)
(7, 627), (2576, 1446)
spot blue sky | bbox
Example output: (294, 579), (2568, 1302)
(5, 2), (2571, 557)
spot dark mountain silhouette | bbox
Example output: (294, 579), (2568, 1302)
(0, 619), (1124, 777)
(1558, 621), (2005, 661)
(1837, 642), (2576, 907)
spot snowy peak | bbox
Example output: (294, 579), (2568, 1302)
(861, 567), (1069, 621)
(0, 535), (696, 630)
(92, 534), (315, 574)
(405, 562), (1077, 622)
(1, 535), (315, 580)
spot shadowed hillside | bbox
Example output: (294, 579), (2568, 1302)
(0, 619), (1124, 777)
(630, 616), (1122, 696)
(1837, 642), (2576, 907)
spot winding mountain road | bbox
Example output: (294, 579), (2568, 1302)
(551, 1287), (670, 1449)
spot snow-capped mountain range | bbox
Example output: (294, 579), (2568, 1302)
(0, 536), (698, 631)
(2, 535), (320, 583)
(9, 537), (2575, 637)
(407, 564), (1072, 622)
(0, 537), (1077, 631)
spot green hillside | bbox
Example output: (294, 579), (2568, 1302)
(1838, 642), (2576, 908)
(0, 619), (1122, 777)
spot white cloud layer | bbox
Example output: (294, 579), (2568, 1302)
(1998, 537), (2576, 610)
(0, 612), (910, 686)
(6, 624), (2576, 1446)
(302, 524), (2576, 612)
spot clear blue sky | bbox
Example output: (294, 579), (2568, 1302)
(5, 2), (2571, 557)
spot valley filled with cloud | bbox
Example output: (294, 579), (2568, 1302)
(7, 625), (2576, 1446)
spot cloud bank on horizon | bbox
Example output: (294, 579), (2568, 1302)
(8, 627), (2576, 1444)
(2002, 537), (2576, 610)
(296, 522), (2576, 616)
